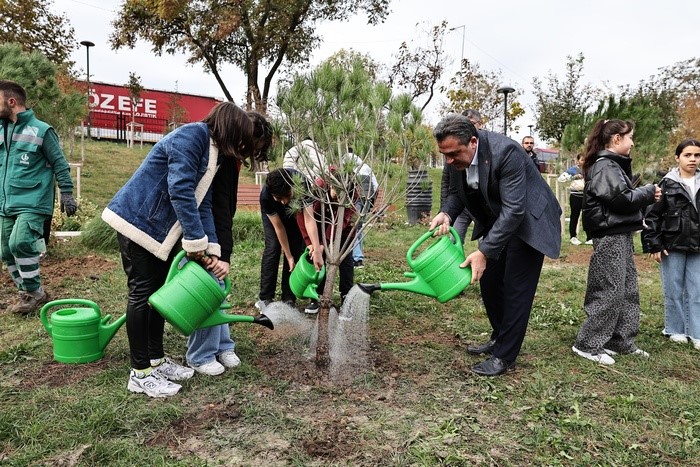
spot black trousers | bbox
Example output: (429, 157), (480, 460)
(479, 236), (544, 363)
(118, 234), (177, 370)
(569, 193), (585, 240)
(259, 213), (305, 302)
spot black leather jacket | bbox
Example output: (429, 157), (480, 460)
(582, 151), (656, 238)
(643, 171), (700, 253)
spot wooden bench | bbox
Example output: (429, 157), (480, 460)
(235, 184), (390, 213)
(237, 183), (261, 211)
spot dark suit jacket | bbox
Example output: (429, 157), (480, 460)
(444, 130), (562, 259)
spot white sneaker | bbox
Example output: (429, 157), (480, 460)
(217, 350), (241, 368)
(151, 357), (195, 381)
(669, 334), (688, 343)
(127, 370), (181, 397)
(572, 346), (615, 365)
(570, 237), (582, 246)
(191, 360), (225, 376)
(603, 348), (650, 358)
(585, 239), (593, 245)
(304, 301), (319, 314)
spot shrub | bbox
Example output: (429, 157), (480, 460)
(80, 216), (119, 252)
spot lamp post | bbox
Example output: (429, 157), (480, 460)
(528, 124), (534, 136)
(497, 86), (515, 136)
(80, 40), (95, 138)
(449, 25), (465, 66)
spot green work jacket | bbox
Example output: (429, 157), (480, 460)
(0, 109), (73, 216)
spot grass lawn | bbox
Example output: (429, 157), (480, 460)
(1, 140), (698, 466)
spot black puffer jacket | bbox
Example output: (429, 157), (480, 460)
(582, 151), (656, 238)
(643, 168), (700, 253)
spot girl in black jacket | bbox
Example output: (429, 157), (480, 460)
(643, 139), (700, 349)
(572, 119), (660, 365)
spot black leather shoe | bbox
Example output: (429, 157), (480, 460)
(466, 339), (496, 355)
(471, 356), (515, 376)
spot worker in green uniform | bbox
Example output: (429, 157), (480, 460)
(0, 80), (78, 315)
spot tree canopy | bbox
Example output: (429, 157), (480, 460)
(0, 43), (85, 141)
(0, 0), (76, 67)
(532, 53), (598, 144)
(388, 21), (449, 112)
(441, 60), (524, 133)
(110, 0), (391, 111)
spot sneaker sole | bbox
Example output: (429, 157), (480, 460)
(127, 380), (180, 397)
(572, 346), (615, 365)
(191, 365), (225, 376)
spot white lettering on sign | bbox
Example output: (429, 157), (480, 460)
(118, 95), (131, 112)
(144, 99), (156, 114)
(99, 93), (115, 110)
(93, 92), (157, 115)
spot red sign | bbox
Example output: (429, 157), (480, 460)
(84, 81), (223, 122)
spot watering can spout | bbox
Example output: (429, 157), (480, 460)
(254, 314), (274, 330)
(198, 308), (275, 330)
(99, 314), (127, 351)
(378, 272), (438, 299)
(357, 283), (382, 295)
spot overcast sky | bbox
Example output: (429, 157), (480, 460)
(59, 0), (700, 144)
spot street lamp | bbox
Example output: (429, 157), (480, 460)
(80, 40), (95, 138)
(449, 25), (465, 66)
(528, 124), (534, 136)
(497, 86), (515, 136)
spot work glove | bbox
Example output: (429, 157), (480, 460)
(60, 193), (78, 217)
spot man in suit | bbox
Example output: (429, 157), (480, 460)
(429, 114), (562, 376)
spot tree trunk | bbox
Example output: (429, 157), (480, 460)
(314, 262), (338, 369)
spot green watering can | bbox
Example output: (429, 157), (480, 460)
(148, 251), (273, 336)
(289, 248), (326, 301)
(40, 299), (126, 364)
(358, 227), (472, 303)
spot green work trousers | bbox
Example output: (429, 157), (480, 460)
(0, 213), (47, 292)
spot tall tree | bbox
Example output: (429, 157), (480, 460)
(110, 0), (390, 112)
(532, 53), (599, 144)
(276, 56), (434, 368)
(388, 20), (449, 112)
(126, 72), (144, 147)
(0, 0), (76, 67)
(440, 60), (524, 133)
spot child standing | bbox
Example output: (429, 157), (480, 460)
(572, 119), (661, 365)
(643, 139), (700, 349)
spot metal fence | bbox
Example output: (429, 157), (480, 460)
(79, 112), (171, 143)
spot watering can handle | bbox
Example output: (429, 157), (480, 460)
(167, 250), (231, 296)
(406, 226), (460, 269)
(39, 299), (101, 334)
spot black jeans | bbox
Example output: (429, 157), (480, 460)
(569, 193), (585, 240)
(259, 214), (305, 302)
(118, 234), (177, 370)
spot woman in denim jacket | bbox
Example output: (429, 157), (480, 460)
(102, 102), (263, 398)
(643, 139), (700, 349)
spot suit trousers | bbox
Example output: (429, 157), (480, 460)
(479, 236), (544, 363)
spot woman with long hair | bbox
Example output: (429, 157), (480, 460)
(572, 119), (661, 365)
(102, 102), (270, 397)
